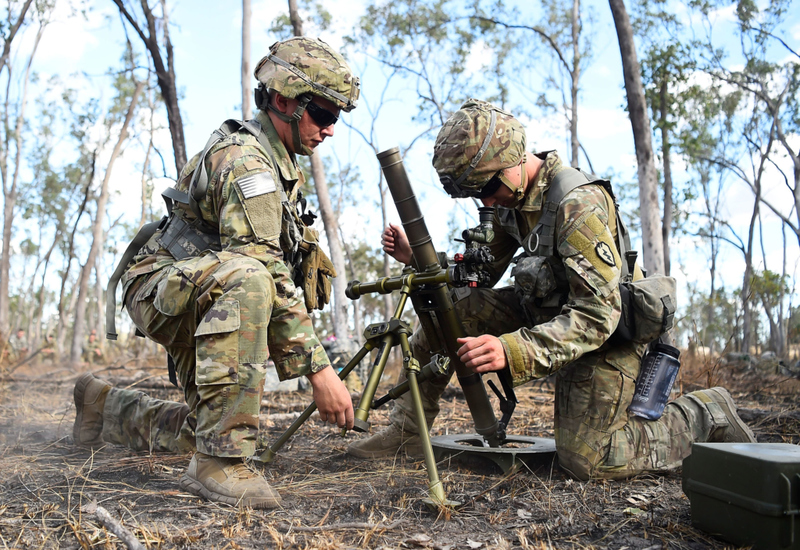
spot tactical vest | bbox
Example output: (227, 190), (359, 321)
(504, 166), (676, 344)
(106, 118), (308, 341)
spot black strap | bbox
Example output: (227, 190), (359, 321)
(167, 353), (178, 387)
(161, 186), (189, 214)
(106, 218), (165, 340)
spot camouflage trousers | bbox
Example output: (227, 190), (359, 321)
(107, 252), (277, 457)
(389, 286), (724, 481)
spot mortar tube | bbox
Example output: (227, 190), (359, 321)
(376, 147), (501, 447)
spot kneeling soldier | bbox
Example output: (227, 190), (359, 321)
(74, 37), (359, 507)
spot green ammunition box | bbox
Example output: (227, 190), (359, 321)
(682, 443), (800, 549)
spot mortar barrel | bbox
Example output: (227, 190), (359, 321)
(376, 147), (500, 446)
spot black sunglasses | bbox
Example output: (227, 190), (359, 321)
(305, 101), (339, 128)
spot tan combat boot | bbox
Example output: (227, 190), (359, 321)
(698, 387), (757, 443)
(73, 373), (111, 448)
(179, 453), (282, 509)
(347, 423), (423, 459)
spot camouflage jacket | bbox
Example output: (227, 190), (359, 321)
(121, 111), (329, 379)
(491, 151), (624, 386)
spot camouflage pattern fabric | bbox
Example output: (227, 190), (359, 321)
(103, 386), (194, 454)
(254, 37), (359, 112)
(389, 150), (725, 480)
(432, 99), (526, 192)
(112, 112), (331, 458)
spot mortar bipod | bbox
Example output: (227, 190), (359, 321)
(258, 274), (460, 507)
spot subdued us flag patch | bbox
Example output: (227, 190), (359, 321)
(237, 172), (276, 198)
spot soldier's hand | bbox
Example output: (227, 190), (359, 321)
(307, 366), (354, 430)
(456, 336), (508, 373)
(382, 224), (412, 265)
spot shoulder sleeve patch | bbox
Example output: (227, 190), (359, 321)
(238, 172), (276, 199)
(232, 169), (282, 242)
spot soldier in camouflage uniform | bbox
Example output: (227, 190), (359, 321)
(73, 37), (359, 508)
(82, 329), (104, 365)
(348, 99), (756, 480)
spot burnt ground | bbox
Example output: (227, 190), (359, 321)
(0, 355), (798, 549)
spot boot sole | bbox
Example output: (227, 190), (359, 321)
(73, 373), (104, 448)
(179, 474), (282, 509)
(710, 388), (757, 443)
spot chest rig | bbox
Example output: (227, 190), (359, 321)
(503, 166), (676, 345)
(106, 118), (310, 341)
(500, 167), (635, 311)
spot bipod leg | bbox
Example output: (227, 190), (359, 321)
(353, 283), (414, 433)
(400, 333), (460, 509)
(256, 343), (374, 463)
(352, 334), (393, 432)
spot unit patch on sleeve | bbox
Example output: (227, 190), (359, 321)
(237, 172), (276, 199)
(595, 241), (616, 266)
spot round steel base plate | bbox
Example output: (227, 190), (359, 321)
(431, 434), (556, 473)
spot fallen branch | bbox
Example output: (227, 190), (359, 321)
(81, 501), (144, 550)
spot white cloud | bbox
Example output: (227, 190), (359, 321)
(32, 3), (111, 70)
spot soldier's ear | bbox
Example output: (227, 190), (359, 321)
(272, 92), (292, 115)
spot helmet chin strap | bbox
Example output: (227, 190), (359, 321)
(267, 93), (315, 156)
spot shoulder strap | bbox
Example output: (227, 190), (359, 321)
(188, 119), (273, 228)
(522, 167), (634, 280)
(523, 168), (594, 258)
(106, 218), (165, 340)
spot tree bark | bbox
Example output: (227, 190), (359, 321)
(608, 0), (665, 275)
(659, 80), (673, 276)
(570, 0), (580, 168)
(241, 0), (252, 120)
(288, 0), (304, 35)
(70, 81), (145, 364)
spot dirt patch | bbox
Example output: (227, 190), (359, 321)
(0, 358), (797, 549)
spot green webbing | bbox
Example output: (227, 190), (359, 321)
(105, 219), (163, 340)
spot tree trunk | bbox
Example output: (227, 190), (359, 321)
(741, 197), (758, 355)
(659, 80), (673, 276)
(241, 0), (252, 120)
(288, 0), (304, 35)
(309, 155), (350, 342)
(286, 1), (351, 344)
(0, 22), (44, 340)
(70, 81), (145, 364)
(608, 0), (665, 275)
(570, 0), (580, 168)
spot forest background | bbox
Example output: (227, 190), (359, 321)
(0, 0), (798, 370)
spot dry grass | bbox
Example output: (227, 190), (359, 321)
(0, 357), (797, 549)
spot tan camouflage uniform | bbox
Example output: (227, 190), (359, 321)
(390, 151), (731, 480)
(102, 111), (330, 458)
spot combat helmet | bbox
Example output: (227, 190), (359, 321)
(433, 99), (526, 198)
(254, 37), (360, 155)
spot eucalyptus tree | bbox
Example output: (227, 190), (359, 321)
(609, 0), (664, 275)
(469, 0), (597, 169)
(111, 0), (186, 174)
(0, 0), (46, 342)
(69, 73), (145, 365)
(685, 0), (799, 355)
